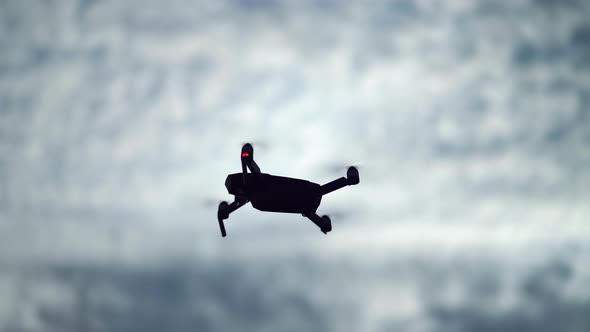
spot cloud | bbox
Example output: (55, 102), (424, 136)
(1, 228), (589, 332)
(1, 0), (590, 331)
(2, 0), (589, 219)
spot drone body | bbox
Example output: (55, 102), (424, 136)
(217, 143), (360, 237)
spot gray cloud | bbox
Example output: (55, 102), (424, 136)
(1, 237), (589, 332)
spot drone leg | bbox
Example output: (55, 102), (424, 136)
(217, 198), (248, 237)
(304, 212), (332, 234)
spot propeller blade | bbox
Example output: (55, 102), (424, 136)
(199, 197), (225, 209)
(319, 162), (364, 177)
(240, 140), (271, 151)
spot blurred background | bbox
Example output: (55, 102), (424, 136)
(1, 0), (590, 331)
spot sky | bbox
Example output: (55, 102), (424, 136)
(1, 0), (590, 331)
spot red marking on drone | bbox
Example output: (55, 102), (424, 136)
(241, 152), (250, 157)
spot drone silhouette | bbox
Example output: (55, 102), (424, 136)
(217, 143), (360, 237)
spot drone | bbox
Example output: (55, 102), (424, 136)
(217, 143), (360, 237)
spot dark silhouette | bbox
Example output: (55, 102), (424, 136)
(217, 143), (360, 237)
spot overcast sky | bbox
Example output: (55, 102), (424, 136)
(1, 0), (590, 331)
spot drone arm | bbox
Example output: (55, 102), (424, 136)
(217, 197), (249, 237)
(320, 167), (360, 195)
(242, 158), (261, 175)
(303, 212), (332, 234)
(320, 177), (349, 195)
(241, 158), (262, 185)
(227, 198), (248, 213)
(241, 143), (262, 185)
(241, 161), (248, 184)
(248, 159), (261, 175)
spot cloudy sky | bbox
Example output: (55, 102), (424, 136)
(1, 0), (590, 331)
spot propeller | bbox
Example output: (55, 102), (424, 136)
(323, 206), (364, 223)
(318, 162), (364, 178)
(199, 197), (226, 209)
(239, 140), (271, 152)
(324, 210), (354, 220)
